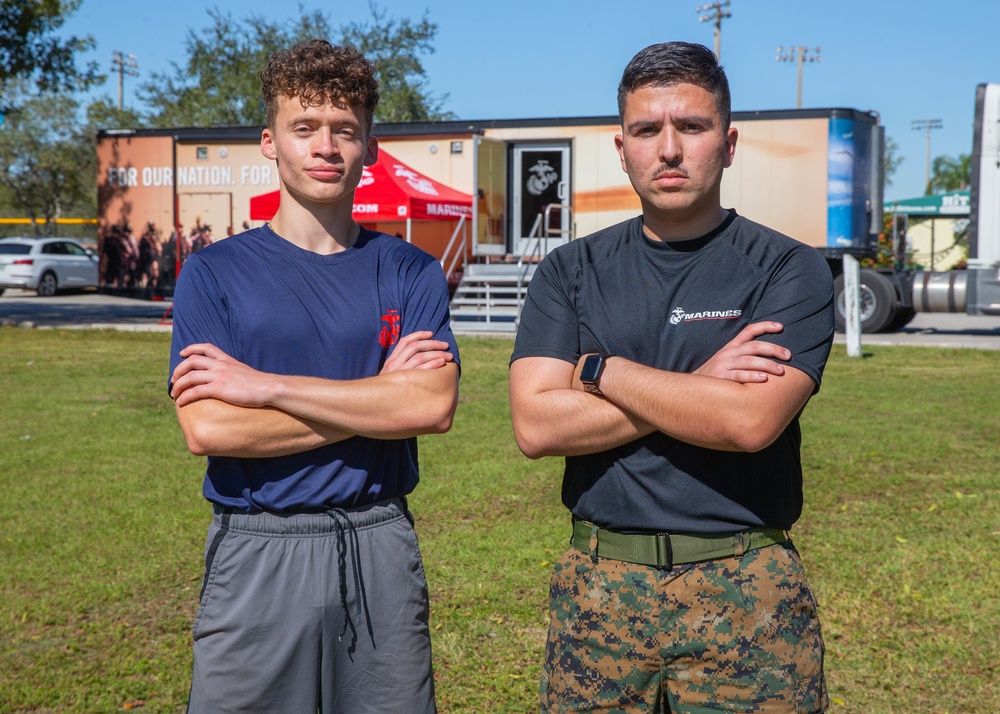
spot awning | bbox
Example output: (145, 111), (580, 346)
(249, 190), (279, 221)
(249, 149), (473, 222)
(885, 189), (970, 216)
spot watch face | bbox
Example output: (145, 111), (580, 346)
(580, 354), (605, 383)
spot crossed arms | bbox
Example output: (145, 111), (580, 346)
(509, 321), (816, 459)
(175, 320), (808, 459)
(171, 331), (459, 458)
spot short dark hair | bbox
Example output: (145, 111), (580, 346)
(259, 40), (380, 132)
(617, 42), (731, 129)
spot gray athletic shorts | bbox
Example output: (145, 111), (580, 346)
(186, 498), (436, 714)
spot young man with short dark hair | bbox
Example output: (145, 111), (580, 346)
(510, 42), (833, 713)
(169, 40), (458, 714)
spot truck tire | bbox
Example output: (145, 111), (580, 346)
(886, 306), (916, 331)
(834, 269), (897, 333)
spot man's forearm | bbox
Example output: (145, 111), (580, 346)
(509, 357), (655, 458)
(598, 357), (813, 452)
(511, 386), (655, 459)
(265, 364), (459, 439)
(176, 399), (353, 457)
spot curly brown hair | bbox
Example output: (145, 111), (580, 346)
(259, 40), (380, 132)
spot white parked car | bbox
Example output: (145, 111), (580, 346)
(0, 237), (100, 297)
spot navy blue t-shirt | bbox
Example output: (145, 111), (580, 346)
(511, 211), (834, 533)
(169, 225), (459, 512)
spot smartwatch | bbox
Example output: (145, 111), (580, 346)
(579, 353), (610, 396)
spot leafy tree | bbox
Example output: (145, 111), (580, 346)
(141, 4), (452, 128)
(883, 135), (903, 189)
(926, 153), (971, 194)
(140, 9), (327, 127)
(340, 5), (453, 122)
(0, 0), (100, 94)
(86, 97), (146, 132)
(0, 88), (94, 235)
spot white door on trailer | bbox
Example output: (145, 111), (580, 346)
(473, 136), (508, 257)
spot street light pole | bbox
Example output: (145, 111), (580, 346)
(911, 118), (943, 193)
(696, 1), (732, 59)
(111, 51), (140, 111)
(776, 45), (821, 109)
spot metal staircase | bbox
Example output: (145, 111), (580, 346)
(449, 262), (536, 333)
(442, 204), (572, 335)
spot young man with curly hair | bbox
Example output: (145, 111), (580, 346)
(169, 40), (458, 714)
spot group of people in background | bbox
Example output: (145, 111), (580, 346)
(100, 218), (220, 291)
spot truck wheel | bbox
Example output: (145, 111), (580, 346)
(834, 269), (896, 333)
(886, 306), (916, 331)
(37, 271), (58, 297)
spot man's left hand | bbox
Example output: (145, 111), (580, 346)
(170, 343), (272, 407)
(695, 321), (790, 383)
(380, 331), (455, 374)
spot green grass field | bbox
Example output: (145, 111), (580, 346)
(1, 328), (997, 713)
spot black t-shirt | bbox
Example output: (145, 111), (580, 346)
(511, 211), (834, 533)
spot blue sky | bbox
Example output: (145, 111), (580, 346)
(61, 0), (999, 202)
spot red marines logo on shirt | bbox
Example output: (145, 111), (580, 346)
(378, 309), (401, 348)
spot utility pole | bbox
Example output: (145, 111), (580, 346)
(696, 1), (732, 59)
(111, 51), (140, 111)
(776, 45), (821, 109)
(912, 118), (943, 193)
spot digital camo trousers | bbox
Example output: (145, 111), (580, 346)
(541, 542), (828, 714)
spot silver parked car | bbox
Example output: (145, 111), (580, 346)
(0, 237), (100, 297)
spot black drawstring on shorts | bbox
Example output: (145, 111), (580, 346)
(328, 508), (376, 657)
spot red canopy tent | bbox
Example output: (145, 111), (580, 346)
(248, 149), (472, 240)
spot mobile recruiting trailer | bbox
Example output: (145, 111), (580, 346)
(96, 108), (880, 298)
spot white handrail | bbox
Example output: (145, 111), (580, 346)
(515, 204), (573, 318)
(439, 214), (468, 283)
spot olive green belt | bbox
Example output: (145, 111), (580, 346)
(571, 519), (788, 568)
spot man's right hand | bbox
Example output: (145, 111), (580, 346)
(694, 321), (790, 384)
(380, 331), (455, 374)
